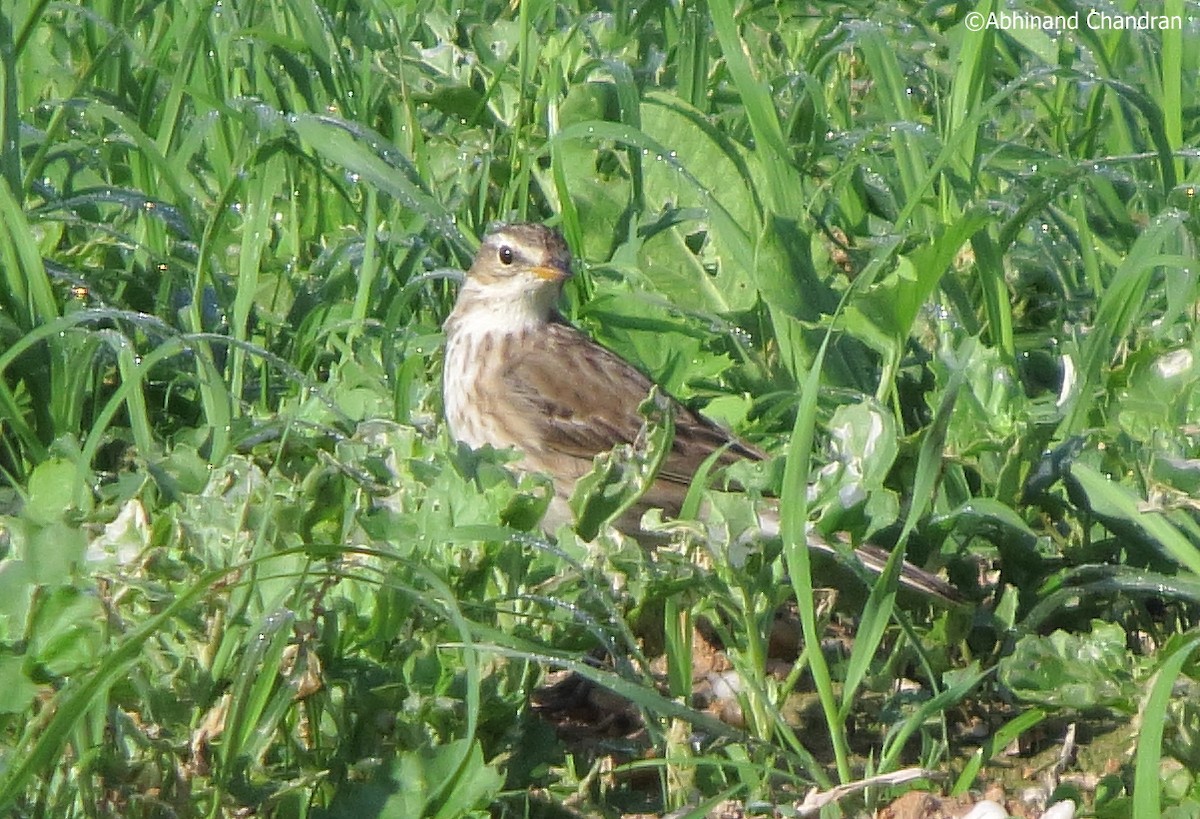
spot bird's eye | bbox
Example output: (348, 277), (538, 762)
(498, 246), (514, 265)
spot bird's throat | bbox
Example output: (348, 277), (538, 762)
(446, 279), (557, 337)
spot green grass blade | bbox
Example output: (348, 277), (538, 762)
(1132, 635), (1200, 817)
(1070, 462), (1200, 576)
(781, 331), (842, 785)
(842, 342), (966, 717)
(952, 705), (1045, 795)
(706, 0), (803, 215)
(1059, 211), (1189, 434)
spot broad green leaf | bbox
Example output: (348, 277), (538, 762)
(0, 655), (39, 715)
(27, 522), (87, 585)
(25, 458), (81, 527)
(0, 559), (33, 643)
(579, 289), (733, 399)
(999, 621), (1136, 713)
(27, 586), (104, 677)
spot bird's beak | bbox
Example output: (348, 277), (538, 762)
(531, 264), (571, 282)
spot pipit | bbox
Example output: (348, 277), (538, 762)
(443, 222), (960, 603)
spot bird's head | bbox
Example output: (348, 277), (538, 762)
(456, 223), (574, 329)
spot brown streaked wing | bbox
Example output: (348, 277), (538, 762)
(498, 320), (764, 486)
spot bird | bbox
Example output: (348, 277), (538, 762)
(442, 221), (961, 604)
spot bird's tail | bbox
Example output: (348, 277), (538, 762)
(755, 507), (964, 605)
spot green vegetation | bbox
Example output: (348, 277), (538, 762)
(0, 0), (1198, 815)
